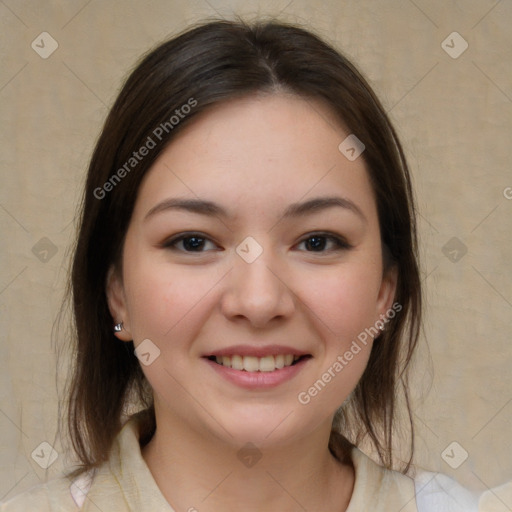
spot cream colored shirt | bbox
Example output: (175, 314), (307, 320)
(0, 415), (504, 511)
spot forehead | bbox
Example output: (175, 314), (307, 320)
(133, 93), (377, 224)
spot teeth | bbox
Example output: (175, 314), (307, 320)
(213, 354), (303, 372)
(243, 355), (260, 372)
(231, 355), (243, 370)
(258, 355), (275, 372)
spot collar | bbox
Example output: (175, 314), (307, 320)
(92, 414), (417, 511)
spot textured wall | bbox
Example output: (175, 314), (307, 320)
(1, 0), (510, 504)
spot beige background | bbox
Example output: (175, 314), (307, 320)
(1, 0), (511, 504)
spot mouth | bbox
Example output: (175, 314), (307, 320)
(206, 354), (312, 372)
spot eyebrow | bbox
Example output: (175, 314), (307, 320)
(144, 196), (366, 223)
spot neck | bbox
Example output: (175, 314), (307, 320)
(141, 412), (354, 512)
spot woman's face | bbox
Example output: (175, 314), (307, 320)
(108, 93), (397, 448)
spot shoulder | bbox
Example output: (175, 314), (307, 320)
(0, 471), (92, 512)
(348, 447), (482, 512)
(478, 480), (512, 511)
(0, 414), (160, 512)
(0, 464), (122, 512)
(414, 469), (481, 512)
(348, 447), (417, 511)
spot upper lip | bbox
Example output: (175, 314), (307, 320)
(203, 345), (311, 358)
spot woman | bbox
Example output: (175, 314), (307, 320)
(1, 18), (485, 511)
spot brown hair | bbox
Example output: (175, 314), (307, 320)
(63, 17), (421, 478)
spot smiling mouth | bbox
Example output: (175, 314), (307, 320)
(206, 354), (311, 372)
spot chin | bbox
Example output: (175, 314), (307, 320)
(206, 407), (325, 450)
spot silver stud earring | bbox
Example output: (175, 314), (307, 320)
(114, 322), (123, 332)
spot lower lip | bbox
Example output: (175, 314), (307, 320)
(204, 357), (310, 389)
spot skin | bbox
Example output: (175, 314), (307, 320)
(107, 92), (397, 511)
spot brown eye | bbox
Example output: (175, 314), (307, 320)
(297, 233), (351, 253)
(163, 233), (219, 253)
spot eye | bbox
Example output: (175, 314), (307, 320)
(163, 233), (219, 253)
(295, 233), (352, 253)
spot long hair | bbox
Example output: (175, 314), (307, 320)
(63, 17), (421, 477)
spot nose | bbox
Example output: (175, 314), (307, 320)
(220, 248), (295, 328)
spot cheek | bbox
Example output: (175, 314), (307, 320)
(122, 259), (220, 392)
(122, 250), (223, 344)
(296, 260), (382, 340)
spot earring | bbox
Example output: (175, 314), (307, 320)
(114, 322), (123, 332)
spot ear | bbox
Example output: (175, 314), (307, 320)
(375, 264), (398, 323)
(106, 265), (133, 341)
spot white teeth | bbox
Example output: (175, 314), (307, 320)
(243, 356), (260, 372)
(231, 355), (244, 370)
(259, 355), (275, 372)
(213, 354), (303, 372)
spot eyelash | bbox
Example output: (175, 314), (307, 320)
(162, 232), (352, 254)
